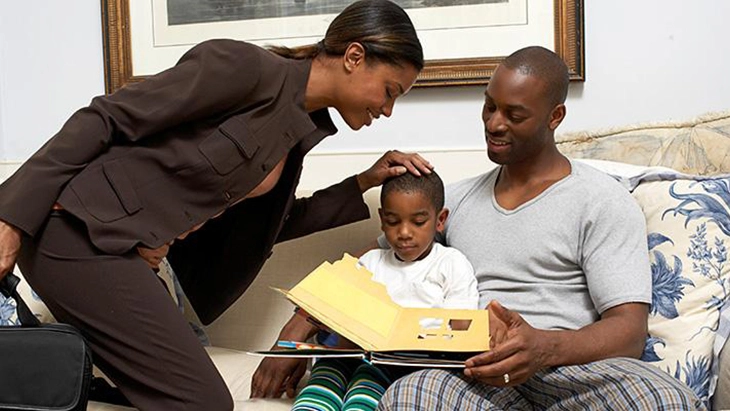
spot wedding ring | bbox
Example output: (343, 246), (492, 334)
(503, 373), (510, 384)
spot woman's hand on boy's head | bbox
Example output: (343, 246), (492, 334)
(356, 150), (433, 192)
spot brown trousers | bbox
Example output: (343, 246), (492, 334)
(18, 212), (233, 411)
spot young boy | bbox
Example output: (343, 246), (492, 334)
(292, 171), (479, 411)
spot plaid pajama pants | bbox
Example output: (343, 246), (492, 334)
(377, 357), (706, 411)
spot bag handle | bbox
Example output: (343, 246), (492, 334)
(0, 272), (42, 326)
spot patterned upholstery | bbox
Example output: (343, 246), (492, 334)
(560, 111), (730, 408)
(558, 111), (730, 176)
(633, 174), (729, 405)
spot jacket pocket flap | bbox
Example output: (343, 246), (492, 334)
(220, 116), (259, 159)
(103, 161), (142, 215)
(199, 132), (246, 175)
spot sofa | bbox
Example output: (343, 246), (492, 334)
(3, 111), (730, 410)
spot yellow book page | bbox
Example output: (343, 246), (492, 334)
(294, 258), (398, 341)
(316, 276), (396, 339)
(282, 255), (489, 353)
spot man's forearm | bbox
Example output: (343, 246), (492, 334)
(540, 303), (647, 367)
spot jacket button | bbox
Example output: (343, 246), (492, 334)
(224, 191), (232, 201)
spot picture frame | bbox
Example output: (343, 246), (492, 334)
(101, 0), (584, 94)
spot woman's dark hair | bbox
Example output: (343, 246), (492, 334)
(268, 0), (424, 70)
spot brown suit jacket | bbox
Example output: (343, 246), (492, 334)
(0, 39), (370, 323)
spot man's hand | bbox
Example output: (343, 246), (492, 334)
(0, 220), (22, 281)
(464, 300), (551, 386)
(488, 300), (509, 349)
(356, 150), (433, 193)
(136, 244), (170, 269)
(250, 356), (308, 398)
(467, 301), (648, 388)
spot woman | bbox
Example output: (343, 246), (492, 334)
(0, 0), (428, 409)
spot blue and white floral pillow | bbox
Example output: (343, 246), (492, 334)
(631, 174), (730, 405)
(0, 271), (55, 325)
(0, 290), (19, 325)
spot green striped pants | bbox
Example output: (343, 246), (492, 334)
(292, 358), (393, 411)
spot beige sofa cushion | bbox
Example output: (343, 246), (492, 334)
(88, 347), (295, 411)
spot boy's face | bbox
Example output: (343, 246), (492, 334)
(378, 190), (448, 262)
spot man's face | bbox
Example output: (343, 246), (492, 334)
(482, 66), (560, 166)
(378, 190), (447, 262)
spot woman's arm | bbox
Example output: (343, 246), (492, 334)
(276, 175), (370, 243)
(277, 151), (432, 242)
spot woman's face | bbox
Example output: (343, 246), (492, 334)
(336, 58), (419, 130)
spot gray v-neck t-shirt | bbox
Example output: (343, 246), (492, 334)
(440, 160), (651, 331)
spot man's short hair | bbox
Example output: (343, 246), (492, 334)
(380, 170), (444, 211)
(502, 46), (569, 106)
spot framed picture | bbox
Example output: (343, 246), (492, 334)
(101, 0), (584, 93)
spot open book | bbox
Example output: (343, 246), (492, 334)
(249, 254), (489, 368)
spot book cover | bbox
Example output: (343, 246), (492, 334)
(249, 254), (489, 367)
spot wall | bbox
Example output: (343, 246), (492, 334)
(0, 1), (729, 188)
(0, 1), (104, 180)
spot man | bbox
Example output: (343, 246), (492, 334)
(376, 46), (704, 410)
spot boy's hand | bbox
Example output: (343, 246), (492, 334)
(250, 310), (320, 398)
(250, 356), (307, 398)
(357, 150), (433, 192)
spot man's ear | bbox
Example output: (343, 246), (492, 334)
(377, 208), (385, 228)
(436, 208), (449, 232)
(548, 104), (566, 131)
(343, 42), (366, 73)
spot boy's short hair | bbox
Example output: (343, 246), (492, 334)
(380, 170), (444, 210)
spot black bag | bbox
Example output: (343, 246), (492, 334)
(0, 272), (93, 411)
